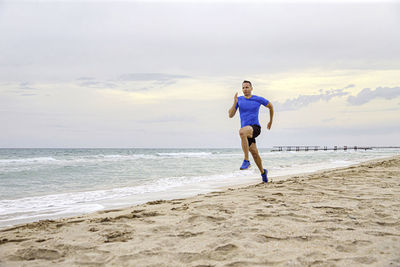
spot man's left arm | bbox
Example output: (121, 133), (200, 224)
(266, 102), (274, 130)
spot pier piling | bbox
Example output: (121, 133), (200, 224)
(271, 145), (378, 152)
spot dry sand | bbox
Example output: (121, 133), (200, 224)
(1, 156), (400, 266)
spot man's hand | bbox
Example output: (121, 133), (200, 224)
(267, 121), (272, 130)
(234, 92), (238, 103)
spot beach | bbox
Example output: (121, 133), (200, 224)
(1, 155), (399, 266)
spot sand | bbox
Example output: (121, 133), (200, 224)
(1, 156), (400, 266)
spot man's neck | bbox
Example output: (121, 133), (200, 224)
(244, 94), (252, 99)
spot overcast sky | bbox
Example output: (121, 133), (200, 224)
(1, 0), (399, 148)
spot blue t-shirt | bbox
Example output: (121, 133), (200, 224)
(235, 95), (269, 128)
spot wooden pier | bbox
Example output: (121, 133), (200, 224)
(271, 146), (373, 152)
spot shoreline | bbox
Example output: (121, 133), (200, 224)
(1, 154), (397, 229)
(217, 153), (400, 190)
(1, 154), (398, 230)
(1, 155), (400, 265)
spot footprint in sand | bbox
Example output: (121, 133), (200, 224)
(171, 204), (189, 211)
(205, 244), (239, 261)
(364, 230), (400, 237)
(75, 250), (112, 265)
(214, 244), (238, 253)
(125, 210), (162, 219)
(0, 238), (30, 245)
(98, 208), (124, 214)
(10, 247), (63, 261)
(257, 196), (280, 203)
(352, 240), (372, 246)
(147, 200), (167, 205)
(336, 244), (357, 253)
(187, 214), (226, 224)
(102, 230), (132, 243)
(176, 252), (203, 264)
(352, 256), (377, 264)
(177, 231), (204, 238)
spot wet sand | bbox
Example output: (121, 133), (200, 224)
(1, 156), (400, 266)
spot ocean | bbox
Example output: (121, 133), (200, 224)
(1, 148), (399, 228)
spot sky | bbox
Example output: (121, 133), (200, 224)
(1, 0), (399, 148)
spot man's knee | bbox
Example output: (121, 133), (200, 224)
(250, 149), (258, 156)
(249, 146), (258, 156)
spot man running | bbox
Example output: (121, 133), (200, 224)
(228, 80), (274, 183)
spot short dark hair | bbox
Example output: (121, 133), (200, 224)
(242, 80), (252, 86)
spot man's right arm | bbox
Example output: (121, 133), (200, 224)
(228, 93), (238, 118)
(266, 102), (274, 130)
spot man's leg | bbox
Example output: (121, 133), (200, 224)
(249, 143), (264, 174)
(239, 126), (253, 161)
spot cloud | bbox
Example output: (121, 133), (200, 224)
(321, 117), (335, 123)
(76, 77), (117, 88)
(277, 85), (352, 111)
(78, 81), (116, 88)
(281, 123), (400, 136)
(19, 82), (38, 91)
(343, 84), (355, 90)
(12, 82), (39, 96)
(2, 2), (399, 82)
(76, 73), (189, 91)
(137, 115), (196, 124)
(20, 93), (37, 97)
(119, 73), (190, 90)
(76, 77), (94, 81)
(119, 73), (190, 82)
(347, 86), (400, 105)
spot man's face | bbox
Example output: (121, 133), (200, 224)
(242, 82), (253, 97)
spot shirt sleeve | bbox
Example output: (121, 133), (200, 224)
(258, 96), (269, 106)
(235, 100), (239, 109)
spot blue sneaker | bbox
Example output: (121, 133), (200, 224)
(240, 160), (250, 170)
(261, 169), (268, 183)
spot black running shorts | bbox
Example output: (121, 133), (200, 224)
(247, 124), (261, 146)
